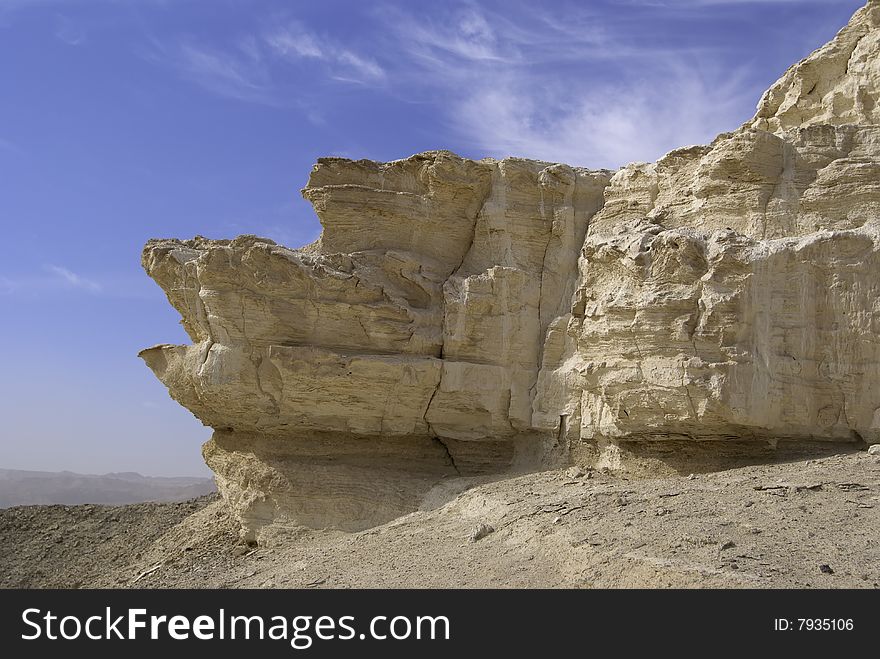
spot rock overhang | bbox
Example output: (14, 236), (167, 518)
(142, 1), (880, 539)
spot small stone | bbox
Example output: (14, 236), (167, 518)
(686, 474), (696, 480)
(867, 444), (880, 456)
(565, 466), (585, 479)
(469, 523), (495, 543)
(819, 564), (834, 575)
(720, 540), (736, 551)
(232, 545), (249, 557)
(552, 516), (562, 524)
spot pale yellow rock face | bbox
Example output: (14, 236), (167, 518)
(143, 1), (880, 538)
(142, 154), (610, 537)
(752, 1), (880, 135)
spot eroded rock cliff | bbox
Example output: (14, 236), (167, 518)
(143, 1), (880, 539)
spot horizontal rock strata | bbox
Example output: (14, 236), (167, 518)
(143, 1), (880, 538)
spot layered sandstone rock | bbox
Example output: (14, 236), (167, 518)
(143, 1), (880, 539)
(141, 155), (611, 536)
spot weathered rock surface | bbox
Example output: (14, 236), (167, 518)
(143, 1), (880, 539)
(142, 156), (611, 536)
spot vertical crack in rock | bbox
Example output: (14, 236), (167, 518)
(141, 2), (880, 538)
(421, 377), (441, 435)
(432, 436), (461, 475)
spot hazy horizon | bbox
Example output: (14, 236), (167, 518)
(0, 0), (864, 476)
(0, 467), (215, 507)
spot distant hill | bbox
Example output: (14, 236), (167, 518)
(0, 469), (216, 508)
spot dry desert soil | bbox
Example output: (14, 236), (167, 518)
(2, 450), (878, 589)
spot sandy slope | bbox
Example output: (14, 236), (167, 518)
(2, 451), (878, 589)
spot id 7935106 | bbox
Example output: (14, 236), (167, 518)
(774, 619), (854, 632)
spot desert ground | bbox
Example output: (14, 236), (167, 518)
(3, 449), (877, 589)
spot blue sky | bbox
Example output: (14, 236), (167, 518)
(0, 0), (864, 476)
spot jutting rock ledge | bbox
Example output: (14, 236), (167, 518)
(142, 1), (880, 540)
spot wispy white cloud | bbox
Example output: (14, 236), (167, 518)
(135, 1), (817, 167)
(1, 266), (102, 295)
(47, 265), (103, 292)
(333, 50), (385, 83)
(53, 14), (85, 45)
(451, 60), (756, 168)
(136, 35), (279, 106)
(392, 6), (511, 62)
(0, 267), (163, 298)
(175, 41), (275, 104)
(143, 19), (385, 108)
(379, 2), (765, 168)
(626, 0), (840, 5)
(264, 22), (323, 60)
(263, 21), (386, 83)
(54, 0), (844, 170)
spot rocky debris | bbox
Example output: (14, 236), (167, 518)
(142, 1), (880, 539)
(469, 523), (495, 543)
(565, 466), (586, 479)
(7, 451), (876, 589)
(0, 496), (218, 588)
(868, 444), (880, 455)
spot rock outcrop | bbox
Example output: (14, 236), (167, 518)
(142, 1), (880, 539)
